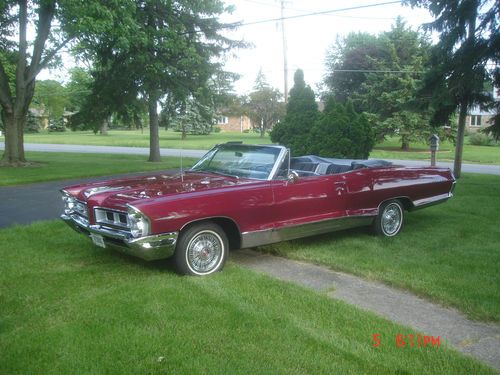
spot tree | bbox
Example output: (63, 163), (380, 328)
(324, 32), (385, 107)
(172, 97), (213, 139)
(246, 71), (284, 137)
(32, 80), (68, 120)
(65, 67), (93, 113)
(324, 19), (434, 150)
(405, 0), (499, 178)
(0, 1), (125, 165)
(77, 0), (241, 162)
(270, 69), (318, 155)
(309, 99), (374, 159)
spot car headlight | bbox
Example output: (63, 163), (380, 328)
(62, 193), (77, 214)
(127, 206), (150, 238)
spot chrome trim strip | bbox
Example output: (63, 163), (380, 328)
(61, 214), (177, 261)
(268, 146), (288, 181)
(412, 193), (452, 209)
(241, 215), (375, 248)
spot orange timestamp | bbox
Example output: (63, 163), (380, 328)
(372, 333), (441, 348)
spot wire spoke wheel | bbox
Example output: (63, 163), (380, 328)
(374, 200), (404, 237)
(187, 231), (223, 273)
(175, 223), (228, 276)
(382, 203), (402, 235)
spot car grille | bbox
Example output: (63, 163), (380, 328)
(94, 208), (130, 229)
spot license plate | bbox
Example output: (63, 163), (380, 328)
(90, 234), (106, 248)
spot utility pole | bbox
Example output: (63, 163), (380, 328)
(280, 0), (289, 103)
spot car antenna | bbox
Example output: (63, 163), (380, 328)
(180, 144), (184, 183)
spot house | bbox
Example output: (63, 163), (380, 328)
(216, 115), (253, 132)
(29, 107), (49, 129)
(466, 87), (499, 132)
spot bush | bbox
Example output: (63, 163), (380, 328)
(270, 69), (318, 155)
(213, 126), (221, 133)
(48, 117), (66, 132)
(309, 99), (375, 159)
(468, 132), (496, 146)
(25, 112), (40, 133)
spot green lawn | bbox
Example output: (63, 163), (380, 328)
(0, 152), (195, 186)
(259, 173), (500, 322)
(0, 221), (494, 374)
(21, 129), (272, 150)
(11, 129), (500, 164)
(371, 137), (500, 165)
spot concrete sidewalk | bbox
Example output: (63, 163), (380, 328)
(1, 142), (500, 175)
(232, 249), (500, 370)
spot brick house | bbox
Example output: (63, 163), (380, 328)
(216, 115), (253, 132)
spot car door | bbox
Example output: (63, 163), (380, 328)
(270, 173), (349, 230)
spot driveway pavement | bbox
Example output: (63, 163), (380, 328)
(0, 171), (163, 228)
(2, 142), (500, 175)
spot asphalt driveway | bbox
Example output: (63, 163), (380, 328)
(0, 171), (165, 228)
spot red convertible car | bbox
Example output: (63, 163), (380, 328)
(61, 142), (455, 276)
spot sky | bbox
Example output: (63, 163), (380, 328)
(220, 0), (433, 95)
(39, 0), (434, 96)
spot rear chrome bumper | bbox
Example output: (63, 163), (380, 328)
(61, 214), (178, 261)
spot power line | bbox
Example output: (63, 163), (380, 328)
(233, 1), (402, 28)
(241, 0), (397, 20)
(330, 69), (425, 74)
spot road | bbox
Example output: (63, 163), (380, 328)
(2, 142), (500, 175)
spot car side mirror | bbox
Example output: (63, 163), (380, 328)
(287, 170), (299, 184)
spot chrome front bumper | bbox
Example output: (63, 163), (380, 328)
(61, 214), (178, 261)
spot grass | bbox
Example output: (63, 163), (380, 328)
(371, 137), (500, 165)
(10, 129), (500, 164)
(259, 173), (500, 322)
(21, 129), (272, 150)
(0, 152), (196, 186)
(0, 221), (494, 374)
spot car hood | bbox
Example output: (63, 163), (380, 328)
(65, 171), (253, 211)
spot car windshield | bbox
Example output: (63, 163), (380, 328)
(190, 144), (283, 180)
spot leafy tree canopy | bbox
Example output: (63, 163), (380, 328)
(324, 18), (434, 149)
(32, 80), (68, 120)
(405, 0), (499, 176)
(0, 0), (139, 165)
(74, 0), (242, 161)
(247, 70), (284, 137)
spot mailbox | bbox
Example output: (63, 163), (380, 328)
(430, 134), (440, 151)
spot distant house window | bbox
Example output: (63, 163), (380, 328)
(217, 116), (229, 125)
(470, 115), (482, 127)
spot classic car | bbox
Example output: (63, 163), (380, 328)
(61, 142), (455, 276)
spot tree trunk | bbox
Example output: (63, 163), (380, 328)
(1, 111), (27, 165)
(453, 102), (468, 179)
(99, 119), (108, 135)
(148, 93), (161, 162)
(401, 139), (410, 151)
